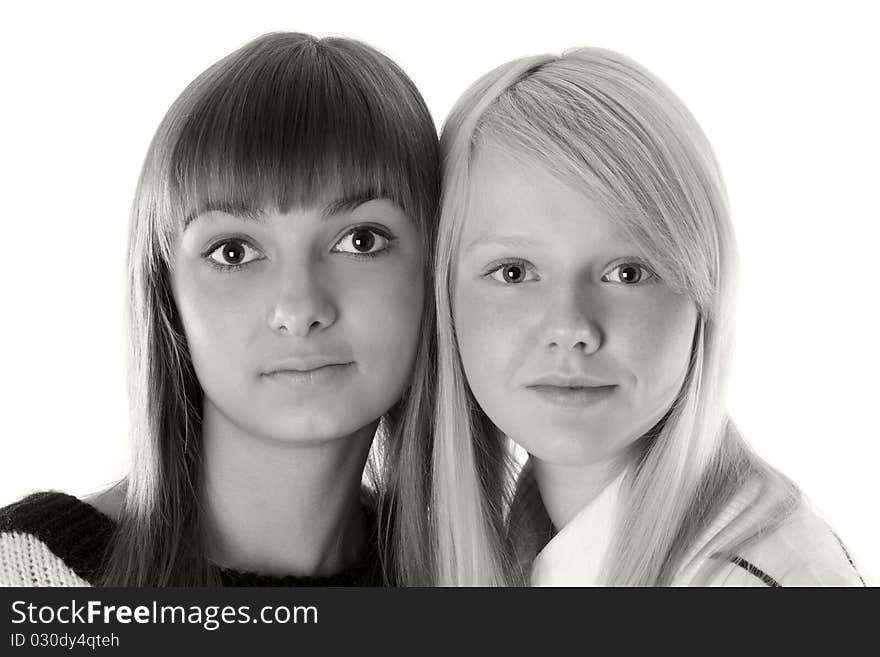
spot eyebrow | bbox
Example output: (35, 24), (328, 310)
(183, 204), (267, 229)
(320, 193), (380, 220)
(183, 193), (382, 229)
(463, 234), (540, 252)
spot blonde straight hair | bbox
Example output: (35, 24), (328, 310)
(102, 32), (439, 585)
(431, 48), (799, 586)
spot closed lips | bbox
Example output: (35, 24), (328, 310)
(526, 373), (615, 388)
(262, 361), (355, 386)
(525, 379), (617, 407)
(264, 357), (352, 374)
(528, 384), (615, 390)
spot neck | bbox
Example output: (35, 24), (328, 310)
(531, 447), (637, 531)
(200, 401), (376, 577)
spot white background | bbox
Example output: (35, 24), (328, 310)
(1, 1), (877, 581)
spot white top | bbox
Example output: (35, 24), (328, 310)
(530, 472), (868, 587)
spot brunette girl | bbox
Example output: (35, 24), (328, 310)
(0, 32), (438, 586)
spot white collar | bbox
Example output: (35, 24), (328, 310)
(530, 468), (627, 586)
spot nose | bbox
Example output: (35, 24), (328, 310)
(540, 287), (602, 355)
(267, 264), (337, 337)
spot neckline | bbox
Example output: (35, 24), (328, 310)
(530, 468), (627, 586)
(8, 491), (379, 586)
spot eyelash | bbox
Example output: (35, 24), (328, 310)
(202, 236), (264, 272)
(331, 225), (396, 260)
(483, 259), (539, 284)
(601, 261), (657, 285)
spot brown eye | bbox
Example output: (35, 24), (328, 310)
(332, 226), (391, 256)
(222, 241), (244, 264)
(207, 239), (263, 268)
(351, 229), (375, 252)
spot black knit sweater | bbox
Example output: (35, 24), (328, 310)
(0, 491), (382, 586)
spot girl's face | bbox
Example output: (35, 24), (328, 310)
(172, 193), (424, 444)
(453, 146), (697, 468)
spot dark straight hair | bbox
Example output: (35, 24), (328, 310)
(101, 32), (440, 585)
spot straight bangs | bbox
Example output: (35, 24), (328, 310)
(156, 33), (438, 257)
(473, 52), (730, 315)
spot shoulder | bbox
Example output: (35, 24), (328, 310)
(706, 498), (867, 587)
(1, 491), (90, 534)
(0, 490), (116, 586)
(736, 504), (866, 586)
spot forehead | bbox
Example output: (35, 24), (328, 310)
(463, 145), (629, 250)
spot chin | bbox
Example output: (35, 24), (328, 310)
(511, 423), (616, 467)
(257, 413), (365, 445)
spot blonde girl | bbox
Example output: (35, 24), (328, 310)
(430, 48), (865, 586)
(0, 32), (438, 586)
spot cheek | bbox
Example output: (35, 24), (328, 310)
(618, 292), (697, 398)
(342, 260), (425, 367)
(453, 281), (528, 389)
(172, 266), (260, 373)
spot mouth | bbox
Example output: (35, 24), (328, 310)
(526, 384), (617, 407)
(263, 362), (355, 385)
